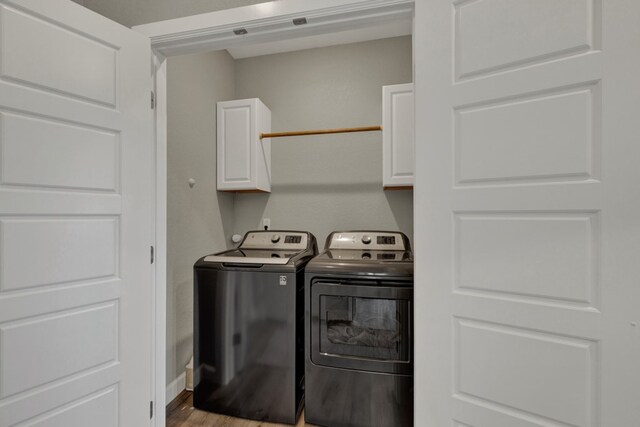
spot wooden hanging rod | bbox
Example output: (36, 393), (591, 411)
(260, 125), (382, 140)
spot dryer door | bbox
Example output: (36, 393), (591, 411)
(310, 281), (412, 374)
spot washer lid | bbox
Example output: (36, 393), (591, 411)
(203, 249), (301, 265)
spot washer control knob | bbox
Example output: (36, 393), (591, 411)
(271, 234), (281, 243)
(362, 235), (372, 245)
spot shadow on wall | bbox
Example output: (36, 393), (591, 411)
(232, 192), (270, 233)
(217, 191), (239, 248)
(173, 276), (194, 381)
(271, 182), (381, 194)
(384, 189), (414, 246)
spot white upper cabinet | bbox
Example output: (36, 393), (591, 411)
(217, 98), (271, 192)
(382, 83), (414, 188)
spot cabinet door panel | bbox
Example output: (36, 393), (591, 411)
(218, 101), (253, 188)
(217, 98), (270, 192)
(383, 83), (414, 188)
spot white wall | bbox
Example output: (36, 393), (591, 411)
(233, 36), (414, 245)
(166, 51), (236, 383)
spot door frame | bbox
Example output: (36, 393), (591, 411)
(133, 1), (415, 424)
(150, 51), (168, 426)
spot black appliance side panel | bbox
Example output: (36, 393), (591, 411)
(194, 268), (300, 424)
(295, 269), (306, 417)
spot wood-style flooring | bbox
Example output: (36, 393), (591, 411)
(166, 391), (318, 427)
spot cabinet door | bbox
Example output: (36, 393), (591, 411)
(217, 99), (255, 190)
(217, 98), (271, 192)
(383, 83), (414, 188)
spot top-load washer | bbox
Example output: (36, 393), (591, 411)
(193, 230), (317, 424)
(305, 231), (413, 427)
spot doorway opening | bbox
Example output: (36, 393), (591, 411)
(135, 1), (415, 423)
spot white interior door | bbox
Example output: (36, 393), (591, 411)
(415, 1), (640, 426)
(0, 1), (154, 426)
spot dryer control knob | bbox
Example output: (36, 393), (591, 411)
(271, 234), (281, 243)
(362, 235), (372, 244)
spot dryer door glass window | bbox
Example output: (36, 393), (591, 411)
(319, 296), (410, 362)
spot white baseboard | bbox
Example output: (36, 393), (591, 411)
(166, 372), (186, 405)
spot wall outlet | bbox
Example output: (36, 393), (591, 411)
(262, 218), (270, 230)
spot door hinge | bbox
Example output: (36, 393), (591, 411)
(151, 91), (156, 109)
(150, 400), (154, 419)
(150, 246), (155, 264)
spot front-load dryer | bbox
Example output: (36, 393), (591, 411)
(305, 231), (413, 427)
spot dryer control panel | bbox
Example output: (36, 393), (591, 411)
(326, 231), (409, 251)
(239, 230), (309, 250)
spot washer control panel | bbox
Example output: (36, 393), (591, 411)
(327, 231), (408, 251)
(240, 231), (308, 250)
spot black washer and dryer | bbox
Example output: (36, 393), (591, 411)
(193, 230), (317, 424)
(305, 231), (413, 427)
